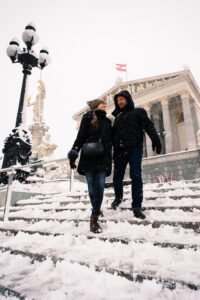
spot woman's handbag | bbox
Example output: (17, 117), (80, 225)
(82, 140), (104, 158)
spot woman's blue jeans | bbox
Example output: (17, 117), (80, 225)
(85, 171), (106, 216)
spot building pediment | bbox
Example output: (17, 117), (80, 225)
(73, 69), (200, 120)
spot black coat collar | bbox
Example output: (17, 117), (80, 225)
(94, 109), (107, 118)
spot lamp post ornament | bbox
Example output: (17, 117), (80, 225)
(0, 22), (51, 184)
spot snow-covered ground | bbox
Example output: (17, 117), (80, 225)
(0, 179), (200, 299)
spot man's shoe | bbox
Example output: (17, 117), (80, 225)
(90, 215), (102, 233)
(133, 209), (146, 220)
(111, 199), (122, 210)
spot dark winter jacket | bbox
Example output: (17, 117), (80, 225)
(72, 109), (112, 177)
(112, 90), (161, 149)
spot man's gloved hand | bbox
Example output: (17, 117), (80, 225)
(152, 140), (162, 154)
(68, 149), (79, 169)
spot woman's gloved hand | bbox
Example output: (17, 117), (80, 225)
(68, 149), (79, 169)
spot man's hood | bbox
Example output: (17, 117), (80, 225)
(111, 90), (135, 117)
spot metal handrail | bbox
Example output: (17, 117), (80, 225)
(0, 157), (74, 221)
(0, 157), (68, 174)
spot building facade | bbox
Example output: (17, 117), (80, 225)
(73, 69), (200, 182)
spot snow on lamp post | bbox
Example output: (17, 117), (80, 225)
(0, 23), (51, 184)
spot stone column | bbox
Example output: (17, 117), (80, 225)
(143, 103), (154, 157)
(180, 90), (197, 150)
(160, 96), (173, 153)
(197, 130), (200, 149)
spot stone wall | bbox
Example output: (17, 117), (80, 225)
(74, 149), (200, 184)
(141, 149), (200, 183)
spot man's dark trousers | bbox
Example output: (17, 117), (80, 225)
(113, 147), (143, 210)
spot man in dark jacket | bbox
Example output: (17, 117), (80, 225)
(111, 90), (162, 219)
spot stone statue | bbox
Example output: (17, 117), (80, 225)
(37, 133), (57, 159)
(28, 75), (57, 161)
(115, 76), (123, 84)
(28, 79), (46, 123)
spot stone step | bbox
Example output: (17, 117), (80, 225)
(1, 216), (199, 232)
(2, 204), (199, 224)
(105, 188), (200, 197)
(0, 227), (198, 251)
(0, 246), (199, 291)
(145, 186), (200, 192)
(145, 195), (200, 200)
(132, 273), (200, 291)
(14, 193), (200, 208)
(15, 199), (90, 207)
(105, 179), (200, 189)
(0, 246), (132, 282)
(0, 284), (26, 300)
(2, 205), (200, 213)
(2, 217), (198, 245)
(106, 193), (200, 200)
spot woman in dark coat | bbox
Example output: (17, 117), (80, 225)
(68, 99), (112, 233)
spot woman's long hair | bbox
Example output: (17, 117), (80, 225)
(87, 99), (105, 130)
(91, 111), (99, 130)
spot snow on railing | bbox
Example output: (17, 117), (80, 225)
(0, 157), (74, 221)
(0, 157), (68, 174)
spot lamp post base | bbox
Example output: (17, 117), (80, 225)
(0, 127), (32, 185)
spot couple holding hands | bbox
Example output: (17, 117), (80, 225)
(68, 90), (161, 233)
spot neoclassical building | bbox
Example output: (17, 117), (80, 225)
(73, 69), (200, 182)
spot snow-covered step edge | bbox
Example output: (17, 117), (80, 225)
(0, 284), (26, 300)
(0, 246), (133, 280)
(1, 246), (200, 292)
(1, 205), (200, 213)
(3, 197), (200, 210)
(0, 219), (199, 244)
(0, 250), (135, 300)
(14, 195), (200, 208)
(1, 217), (200, 232)
(0, 227), (199, 251)
(1, 206), (200, 223)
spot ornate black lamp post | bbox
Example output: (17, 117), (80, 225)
(0, 22), (50, 184)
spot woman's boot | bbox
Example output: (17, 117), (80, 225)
(90, 215), (102, 233)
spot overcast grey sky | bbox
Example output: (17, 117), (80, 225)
(0, 0), (200, 157)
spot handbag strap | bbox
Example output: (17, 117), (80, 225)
(98, 118), (105, 143)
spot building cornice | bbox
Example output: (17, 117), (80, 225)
(73, 69), (200, 120)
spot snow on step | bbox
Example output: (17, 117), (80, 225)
(0, 219), (200, 245)
(0, 251), (135, 300)
(1, 206), (200, 222)
(1, 250), (199, 300)
(0, 230), (200, 286)
(0, 179), (200, 298)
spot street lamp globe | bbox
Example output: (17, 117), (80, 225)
(6, 38), (21, 62)
(22, 22), (39, 50)
(39, 47), (51, 69)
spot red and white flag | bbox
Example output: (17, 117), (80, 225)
(116, 63), (127, 72)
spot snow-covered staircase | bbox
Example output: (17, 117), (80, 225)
(0, 179), (200, 299)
